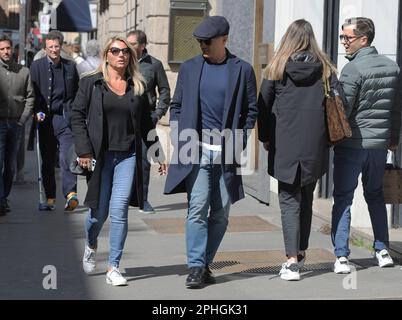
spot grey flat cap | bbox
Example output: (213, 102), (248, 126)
(193, 16), (230, 40)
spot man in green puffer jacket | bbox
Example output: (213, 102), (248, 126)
(331, 17), (401, 274)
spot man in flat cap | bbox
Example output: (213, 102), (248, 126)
(164, 15), (258, 288)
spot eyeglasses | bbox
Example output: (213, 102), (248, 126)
(196, 38), (212, 46)
(339, 34), (362, 43)
(108, 47), (131, 56)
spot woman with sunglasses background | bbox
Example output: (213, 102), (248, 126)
(71, 36), (164, 286)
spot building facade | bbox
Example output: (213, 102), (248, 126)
(0, 0), (19, 30)
(2, 0), (402, 229)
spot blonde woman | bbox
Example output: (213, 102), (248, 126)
(257, 20), (345, 280)
(71, 36), (162, 286)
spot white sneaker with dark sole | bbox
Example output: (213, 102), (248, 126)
(279, 262), (300, 281)
(82, 245), (96, 274)
(334, 257), (351, 274)
(106, 267), (128, 286)
(375, 249), (394, 268)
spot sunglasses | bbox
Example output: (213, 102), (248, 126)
(196, 38), (212, 45)
(108, 47), (131, 56)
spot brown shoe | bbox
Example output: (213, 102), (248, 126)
(64, 192), (78, 211)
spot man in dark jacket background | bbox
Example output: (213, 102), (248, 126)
(331, 17), (401, 274)
(164, 16), (258, 288)
(30, 30), (80, 211)
(127, 30), (171, 213)
(0, 34), (34, 215)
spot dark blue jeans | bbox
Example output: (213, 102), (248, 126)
(331, 146), (389, 257)
(38, 115), (77, 199)
(0, 121), (23, 202)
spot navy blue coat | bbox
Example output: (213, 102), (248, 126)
(30, 56), (79, 124)
(164, 52), (258, 204)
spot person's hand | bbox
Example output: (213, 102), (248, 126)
(158, 162), (167, 175)
(78, 154), (93, 170)
(36, 112), (46, 122)
(389, 144), (398, 152)
(263, 141), (269, 151)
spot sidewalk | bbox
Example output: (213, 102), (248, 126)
(1, 136), (402, 300)
(313, 197), (402, 260)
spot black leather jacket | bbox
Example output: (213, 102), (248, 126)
(138, 49), (171, 124)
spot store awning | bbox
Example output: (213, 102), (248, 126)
(56, 0), (93, 32)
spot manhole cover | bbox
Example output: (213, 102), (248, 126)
(210, 249), (364, 273)
(143, 216), (279, 234)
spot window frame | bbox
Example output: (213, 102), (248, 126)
(168, 0), (208, 64)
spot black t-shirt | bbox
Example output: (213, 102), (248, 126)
(103, 88), (135, 151)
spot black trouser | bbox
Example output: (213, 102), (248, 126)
(278, 169), (316, 257)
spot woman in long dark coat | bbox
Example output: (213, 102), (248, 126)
(258, 19), (344, 281)
(71, 36), (163, 286)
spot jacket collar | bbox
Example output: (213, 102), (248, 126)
(138, 48), (149, 63)
(346, 46), (378, 61)
(92, 72), (105, 85)
(222, 50), (241, 129)
(0, 58), (13, 70)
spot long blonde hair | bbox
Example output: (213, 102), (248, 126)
(97, 36), (145, 95)
(264, 19), (337, 81)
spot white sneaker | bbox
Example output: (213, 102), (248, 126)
(334, 257), (351, 274)
(82, 245), (96, 274)
(375, 249), (394, 268)
(106, 267), (128, 286)
(279, 262), (300, 281)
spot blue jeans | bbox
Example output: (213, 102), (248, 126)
(185, 148), (231, 268)
(85, 148), (136, 268)
(141, 139), (150, 201)
(0, 121), (23, 202)
(331, 146), (389, 257)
